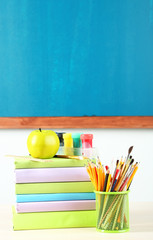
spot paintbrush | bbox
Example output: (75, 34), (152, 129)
(114, 158), (130, 191)
(103, 166), (110, 192)
(123, 158), (134, 179)
(116, 158), (134, 191)
(110, 159), (119, 190)
(6, 154), (88, 162)
(5, 155), (53, 162)
(126, 146), (134, 163)
(127, 162), (139, 190)
(54, 155), (89, 160)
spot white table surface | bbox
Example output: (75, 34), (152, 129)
(1, 202), (153, 240)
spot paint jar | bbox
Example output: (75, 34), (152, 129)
(56, 132), (65, 146)
(63, 133), (73, 155)
(95, 191), (129, 233)
(72, 133), (82, 148)
(81, 134), (93, 148)
(71, 133), (82, 155)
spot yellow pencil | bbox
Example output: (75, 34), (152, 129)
(127, 165), (139, 189)
(97, 166), (101, 191)
(97, 157), (102, 168)
(91, 163), (98, 190)
(101, 165), (105, 190)
(86, 166), (93, 182)
(86, 163), (97, 189)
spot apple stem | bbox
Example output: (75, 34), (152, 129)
(39, 128), (42, 132)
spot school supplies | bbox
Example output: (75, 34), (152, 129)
(16, 193), (95, 203)
(16, 200), (96, 213)
(54, 155), (88, 160)
(13, 207), (96, 230)
(56, 132), (65, 146)
(63, 133), (73, 147)
(15, 167), (90, 183)
(72, 133), (82, 148)
(103, 166), (110, 192)
(13, 155), (89, 168)
(6, 154), (88, 163)
(72, 133), (82, 155)
(56, 132), (95, 158)
(63, 133), (73, 155)
(86, 146), (139, 232)
(86, 147), (139, 193)
(13, 156), (96, 230)
(81, 134), (93, 148)
(15, 182), (94, 195)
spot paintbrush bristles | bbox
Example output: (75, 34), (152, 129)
(128, 146), (134, 155)
(126, 146), (134, 163)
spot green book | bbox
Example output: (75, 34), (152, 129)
(12, 206), (96, 230)
(16, 182), (94, 194)
(14, 156), (90, 169)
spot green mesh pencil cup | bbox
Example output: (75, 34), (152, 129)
(95, 191), (130, 233)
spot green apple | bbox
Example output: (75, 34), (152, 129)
(27, 128), (60, 159)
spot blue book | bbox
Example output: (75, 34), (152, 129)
(16, 192), (95, 203)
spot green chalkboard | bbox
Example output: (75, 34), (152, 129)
(0, 0), (153, 121)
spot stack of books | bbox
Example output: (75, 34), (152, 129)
(13, 156), (96, 230)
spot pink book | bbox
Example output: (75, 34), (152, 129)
(16, 200), (96, 213)
(15, 167), (90, 183)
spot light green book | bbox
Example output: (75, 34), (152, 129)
(15, 182), (94, 194)
(12, 206), (96, 230)
(14, 156), (90, 169)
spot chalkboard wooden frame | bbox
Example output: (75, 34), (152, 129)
(0, 116), (152, 129)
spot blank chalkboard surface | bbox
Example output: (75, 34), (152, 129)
(0, 0), (153, 118)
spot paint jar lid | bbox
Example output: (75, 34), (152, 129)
(56, 132), (65, 138)
(72, 133), (82, 139)
(63, 133), (72, 139)
(80, 134), (93, 140)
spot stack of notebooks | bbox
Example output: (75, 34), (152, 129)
(13, 156), (96, 230)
